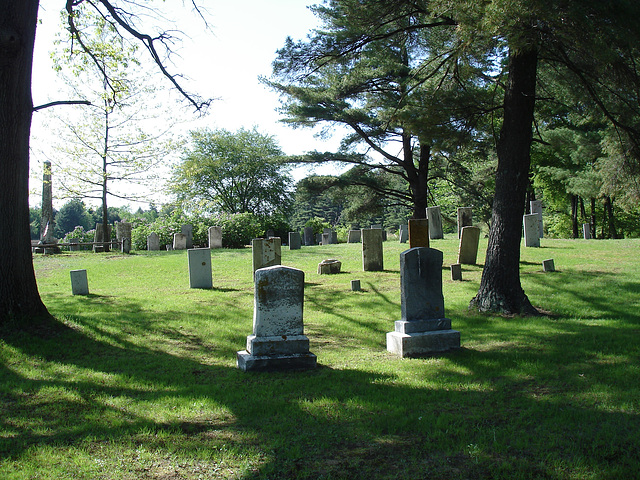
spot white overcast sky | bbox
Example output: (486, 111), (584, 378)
(30, 0), (344, 208)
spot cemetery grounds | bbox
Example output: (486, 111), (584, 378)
(1, 236), (639, 479)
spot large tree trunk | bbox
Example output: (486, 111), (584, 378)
(0, 1), (51, 326)
(470, 48), (539, 316)
(406, 137), (429, 219)
(571, 194), (579, 238)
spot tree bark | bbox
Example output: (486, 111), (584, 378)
(603, 195), (618, 239)
(0, 1), (51, 325)
(470, 47), (539, 316)
(406, 137), (429, 219)
(571, 194), (579, 238)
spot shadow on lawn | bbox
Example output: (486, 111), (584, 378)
(2, 275), (640, 478)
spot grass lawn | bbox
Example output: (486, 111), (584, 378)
(1, 237), (639, 479)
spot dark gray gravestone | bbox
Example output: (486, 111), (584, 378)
(147, 232), (160, 251)
(237, 265), (317, 371)
(457, 207), (473, 238)
(181, 224), (193, 249)
(288, 232), (301, 250)
(426, 206), (443, 240)
(347, 230), (361, 243)
(387, 248), (460, 357)
(304, 227), (314, 246)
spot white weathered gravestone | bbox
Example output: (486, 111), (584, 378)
(362, 228), (384, 271)
(208, 226), (223, 249)
(181, 224), (193, 249)
(173, 233), (187, 250)
(426, 206), (444, 240)
(252, 237), (281, 274)
(386, 248), (460, 357)
(408, 218), (429, 248)
(188, 248), (213, 289)
(237, 265), (317, 372)
(583, 223), (591, 240)
(523, 214), (541, 247)
(318, 259), (341, 274)
(70, 269), (89, 295)
(347, 230), (361, 243)
(457, 226), (481, 265)
(304, 227), (315, 246)
(399, 224), (408, 243)
(530, 200), (544, 238)
(288, 232), (302, 250)
(147, 232), (160, 251)
(457, 207), (473, 238)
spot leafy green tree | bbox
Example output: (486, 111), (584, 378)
(171, 128), (293, 217)
(54, 199), (93, 237)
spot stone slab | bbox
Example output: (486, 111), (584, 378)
(351, 279), (361, 291)
(188, 248), (212, 289)
(426, 206), (443, 240)
(583, 223), (591, 240)
(246, 334), (310, 356)
(408, 219), (429, 248)
(288, 232), (301, 250)
(530, 200), (544, 238)
(318, 259), (341, 274)
(399, 224), (408, 243)
(347, 230), (361, 243)
(386, 329), (460, 357)
(252, 237), (282, 273)
(457, 226), (481, 265)
(543, 259), (555, 272)
(253, 265), (304, 337)
(523, 214), (540, 247)
(70, 269), (89, 295)
(394, 318), (452, 334)
(173, 233), (187, 250)
(181, 224), (193, 249)
(451, 263), (462, 281)
(457, 207), (473, 238)
(362, 228), (384, 271)
(400, 248), (444, 321)
(304, 227), (314, 246)
(237, 350), (317, 372)
(208, 226), (223, 249)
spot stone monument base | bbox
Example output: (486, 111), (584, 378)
(237, 351), (317, 372)
(386, 318), (460, 357)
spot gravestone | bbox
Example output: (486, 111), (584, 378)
(530, 200), (544, 238)
(208, 226), (223, 249)
(147, 232), (160, 251)
(386, 248), (460, 357)
(583, 223), (591, 240)
(330, 230), (338, 244)
(322, 233), (331, 245)
(266, 229), (275, 239)
(288, 232), (301, 250)
(523, 214), (541, 247)
(115, 221), (132, 253)
(457, 226), (481, 265)
(237, 265), (317, 372)
(399, 224), (408, 243)
(173, 233), (187, 250)
(316, 233), (323, 245)
(93, 223), (111, 252)
(362, 228), (384, 271)
(351, 280), (361, 291)
(69, 238), (80, 252)
(542, 259), (555, 272)
(457, 207), (473, 238)
(426, 206), (444, 240)
(252, 237), (281, 274)
(188, 248), (213, 289)
(41, 161), (58, 248)
(451, 263), (462, 281)
(181, 224), (193, 249)
(347, 230), (361, 243)
(318, 259), (341, 274)
(408, 218), (429, 248)
(70, 269), (89, 295)
(304, 227), (315, 246)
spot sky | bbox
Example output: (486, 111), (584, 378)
(30, 0), (344, 209)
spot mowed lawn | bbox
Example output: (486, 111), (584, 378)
(1, 236), (639, 479)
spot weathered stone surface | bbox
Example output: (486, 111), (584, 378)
(400, 248), (444, 321)
(457, 207), (473, 238)
(386, 247), (460, 357)
(351, 279), (361, 291)
(530, 200), (544, 238)
(173, 233), (187, 250)
(322, 233), (331, 245)
(318, 259), (341, 274)
(115, 221), (132, 242)
(188, 248), (213, 289)
(451, 263), (462, 281)
(181, 224), (193, 249)
(288, 232), (301, 250)
(304, 227), (314, 246)
(427, 206), (444, 240)
(121, 238), (131, 254)
(208, 226), (223, 249)
(347, 230), (361, 243)
(147, 232), (159, 251)
(408, 219), (429, 248)
(457, 226), (481, 265)
(543, 258), (555, 272)
(237, 265), (316, 372)
(252, 237), (282, 273)
(583, 223), (591, 240)
(316, 233), (322, 245)
(69, 238), (80, 252)
(523, 214), (541, 247)
(330, 230), (338, 244)
(93, 223), (112, 252)
(70, 269), (89, 295)
(399, 224), (408, 243)
(41, 161), (56, 245)
(362, 228), (384, 271)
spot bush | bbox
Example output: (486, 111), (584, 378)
(215, 212), (263, 248)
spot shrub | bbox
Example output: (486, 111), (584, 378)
(215, 212), (263, 248)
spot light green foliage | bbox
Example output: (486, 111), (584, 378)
(170, 127), (293, 217)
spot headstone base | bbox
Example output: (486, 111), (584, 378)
(236, 350), (317, 372)
(246, 334), (310, 356)
(387, 320), (460, 357)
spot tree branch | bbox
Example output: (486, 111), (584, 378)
(33, 100), (92, 112)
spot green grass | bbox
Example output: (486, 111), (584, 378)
(1, 237), (639, 479)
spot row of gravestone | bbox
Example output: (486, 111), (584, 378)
(237, 246), (461, 371)
(146, 225), (223, 251)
